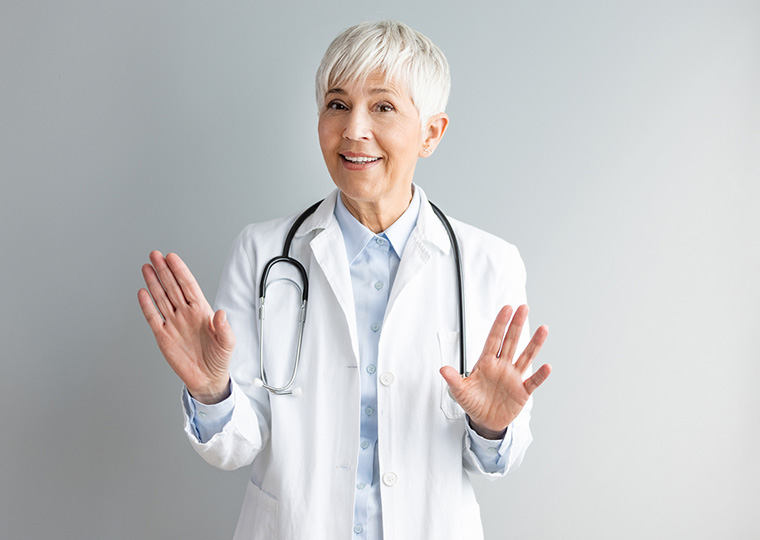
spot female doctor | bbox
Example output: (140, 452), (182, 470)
(138, 20), (551, 540)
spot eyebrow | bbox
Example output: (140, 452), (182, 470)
(325, 87), (399, 97)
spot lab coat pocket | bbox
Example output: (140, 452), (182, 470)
(438, 331), (466, 420)
(233, 479), (279, 540)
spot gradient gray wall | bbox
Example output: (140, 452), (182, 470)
(2, 1), (758, 539)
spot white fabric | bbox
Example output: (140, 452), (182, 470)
(181, 186), (534, 540)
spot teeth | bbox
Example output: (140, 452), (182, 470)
(344, 156), (379, 163)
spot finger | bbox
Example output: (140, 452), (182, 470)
(137, 288), (165, 335)
(499, 304), (529, 363)
(482, 306), (513, 359)
(142, 262), (175, 320)
(166, 252), (205, 306)
(524, 364), (552, 395)
(149, 250), (188, 310)
(514, 324), (549, 374)
(440, 366), (465, 399)
(211, 310), (236, 353)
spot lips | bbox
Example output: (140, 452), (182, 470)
(340, 153), (382, 170)
(342, 155), (380, 164)
(340, 152), (381, 162)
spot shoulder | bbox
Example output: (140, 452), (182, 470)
(238, 214), (296, 245)
(233, 195), (336, 257)
(447, 216), (526, 279)
(441, 214), (529, 308)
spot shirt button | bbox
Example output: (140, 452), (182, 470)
(380, 372), (395, 386)
(371, 323), (380, 332)
(365, 406), (373, 416)
(366, 364), (376, 374)
(374, 280), (383, 290)
(382, 472), (397, 486)
(356, 482), (366, 490)
(487, 446), (499, 454)
(198, 412), (207, 418)
(375, 237), (385, 246)
(361, 440), (370, 450)
(354, 524), (363, 534)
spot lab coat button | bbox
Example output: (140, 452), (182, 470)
(382, 472), (397, 486)
(380, 372), (395, 386)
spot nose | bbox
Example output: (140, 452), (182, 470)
(343, 109), (372, 141)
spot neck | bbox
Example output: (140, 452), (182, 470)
(340, 186), (414, 234)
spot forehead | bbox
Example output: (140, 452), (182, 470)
(325, 71), (410, 99)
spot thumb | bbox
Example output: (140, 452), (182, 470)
(211, 310), (236, 352)
(440, 366), (464, 398)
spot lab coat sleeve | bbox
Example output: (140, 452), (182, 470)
(180, 225), (272, 471)
(182, 384), (234, 443)
(464, 420), (510, 473)
(462, 243), (535, 478)
(462, 398), (534, 478)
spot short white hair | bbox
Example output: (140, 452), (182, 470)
(315, 20), (451, 126)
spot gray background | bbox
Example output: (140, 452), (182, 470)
(1, 0), (758, 539)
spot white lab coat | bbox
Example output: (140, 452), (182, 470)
(182, 187), (534, 540)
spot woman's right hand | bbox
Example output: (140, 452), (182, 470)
(138, 251), (236, 404)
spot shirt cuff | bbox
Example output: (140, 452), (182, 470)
(465, 417), (513, 473)
(182, 381), (234, 444)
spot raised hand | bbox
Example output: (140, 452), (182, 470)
(440, 305), (551, 439)
(138, 251), (235, 404)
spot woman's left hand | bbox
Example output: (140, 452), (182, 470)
(440, 305), (551, 439)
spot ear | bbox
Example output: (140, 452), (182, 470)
(418, 113), (449, 158)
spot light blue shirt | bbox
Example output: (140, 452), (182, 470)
(184, 187), (511, 538)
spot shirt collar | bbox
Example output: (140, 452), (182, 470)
(334, 185), (421, 264)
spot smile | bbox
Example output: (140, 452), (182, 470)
(341, 155), (381, 164)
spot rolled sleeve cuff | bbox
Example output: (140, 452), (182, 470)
(465, 418), (513, 474)
(182, 381), (234, 444)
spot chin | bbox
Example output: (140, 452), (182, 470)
(333, 176), (386, 203)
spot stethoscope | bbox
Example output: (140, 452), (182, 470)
(253, 199), (468, 396)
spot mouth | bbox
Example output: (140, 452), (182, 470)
(340, 154), (381, 164)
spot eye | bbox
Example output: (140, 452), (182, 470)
(376, 102), (395, 113)
(326, 100), (348, 111)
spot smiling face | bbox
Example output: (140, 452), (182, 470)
(317, 72), (439, 229)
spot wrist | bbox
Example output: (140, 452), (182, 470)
(468, 418), (508, 440)
(189, 378), (231, 405)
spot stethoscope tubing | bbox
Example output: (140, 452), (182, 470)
(429, 202), (469, 377)
(256, 198), (468, 396)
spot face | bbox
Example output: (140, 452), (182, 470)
(317, 73), (425, 215)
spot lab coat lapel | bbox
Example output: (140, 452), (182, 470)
(297, 191), (359, 361)
(385, 188), (451, 320)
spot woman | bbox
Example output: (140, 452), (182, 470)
(138, 20), (551, 540)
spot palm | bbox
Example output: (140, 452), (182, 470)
(154, 296), (226, 386)
(440, 305), (551, 437)
(138, 251), (235, 403)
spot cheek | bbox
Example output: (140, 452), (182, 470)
(317, 117), (334, 141)
(318, 113), (344, 133)
(317, 129), (334, 158)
